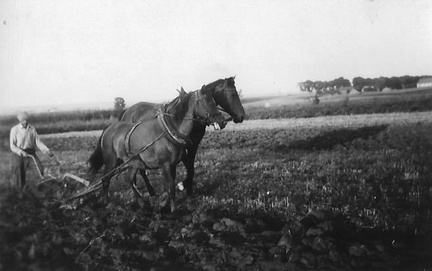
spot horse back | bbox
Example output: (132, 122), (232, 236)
(121, 102), (160, 123)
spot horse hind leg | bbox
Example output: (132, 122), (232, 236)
(139, 169), (156, 196)
(101, 157), (123, 205)
(101, 171), (115, 206)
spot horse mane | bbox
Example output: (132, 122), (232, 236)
(164, 89), (192, 115)
(203, 77), (236, 92)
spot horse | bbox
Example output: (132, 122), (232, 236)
(120, 77), (245, 196)
(88, 86), (227, 212)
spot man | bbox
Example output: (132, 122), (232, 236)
(10, 112), (53, 188)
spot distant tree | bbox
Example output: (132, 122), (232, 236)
(327, 79), (336, 90)
(298, 82), (307, 92)
(373, 77), (387, 91)
(365, 78), (374, 87)
(112, 97), (126, 119)
(386, 77), (402, 90)
(401, 76), (420, 89)
(341, 78), (351, 87)
(314, 81), (326, 92)
(352, 77), (366, 92)
(333, 77), (351, 89)
(304, 80), (315, 92)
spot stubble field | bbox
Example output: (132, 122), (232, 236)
(1, 111), (432, 270)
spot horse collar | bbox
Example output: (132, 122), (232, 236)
(125, 122), (142, 156)
(157, 113), (191, 145)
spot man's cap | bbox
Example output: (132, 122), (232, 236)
(17, 112), (29, 121)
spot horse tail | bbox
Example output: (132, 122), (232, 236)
(88, 129), (106, 175)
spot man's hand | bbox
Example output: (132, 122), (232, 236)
(20, 150), (28, 157)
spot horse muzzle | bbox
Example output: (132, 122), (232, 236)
(211, 120), (227, 130)
(233, 115), (245, 123)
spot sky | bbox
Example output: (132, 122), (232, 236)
(1, 0), (432, 110)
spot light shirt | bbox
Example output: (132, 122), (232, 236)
(10, 124), (50, 155)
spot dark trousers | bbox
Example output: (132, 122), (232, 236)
(11, 151), (44, 188)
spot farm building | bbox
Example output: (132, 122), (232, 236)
(417, 77), (432, 88)
(361, 86), (377, 92)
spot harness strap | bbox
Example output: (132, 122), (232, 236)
(124, 122), (142, 156)
(66, 130), (169, 202)
(157, 112), (192, 145)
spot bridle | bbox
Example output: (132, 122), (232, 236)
(155, 89), (224, 145)
(160, 89), (222, 126)
(213, 84), (238, 122)
(193, 88), (224, 125)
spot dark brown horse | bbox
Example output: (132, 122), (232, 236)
(120, 77), (245, 196)
(88, 86), (226, 212)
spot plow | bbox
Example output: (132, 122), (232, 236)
(35, 155), (90, 187)
(34, 154), (133, 209)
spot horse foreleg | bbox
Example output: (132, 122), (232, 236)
(139, 169), (156, 196)
(182, 144), (199, 197)
(161, 163), (177, 213)
(128, 168), (146, 207)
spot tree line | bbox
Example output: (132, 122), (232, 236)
(298, 75), (429, 93)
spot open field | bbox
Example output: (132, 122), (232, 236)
(242, 86), (432, 108)
(1, 86), (432, 138)
(1, 110), (432, 270)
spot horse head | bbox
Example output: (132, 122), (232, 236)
(211, 76), (245, 123)
(194, 85), (227, 130)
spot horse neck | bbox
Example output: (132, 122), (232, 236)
(166, 92), (196, 137)
(203, 80), (221, 101)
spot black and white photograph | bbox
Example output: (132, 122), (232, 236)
(1, 0), (432, 270)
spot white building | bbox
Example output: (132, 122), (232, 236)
(417, 77), (432, 88)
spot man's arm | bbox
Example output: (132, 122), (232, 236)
(34, 128), (52, 156)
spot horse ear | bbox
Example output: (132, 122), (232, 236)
(200, 84), (207, 94)
(177, 87), (186, 95)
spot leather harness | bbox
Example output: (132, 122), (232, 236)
(123, 108), (192, 159)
